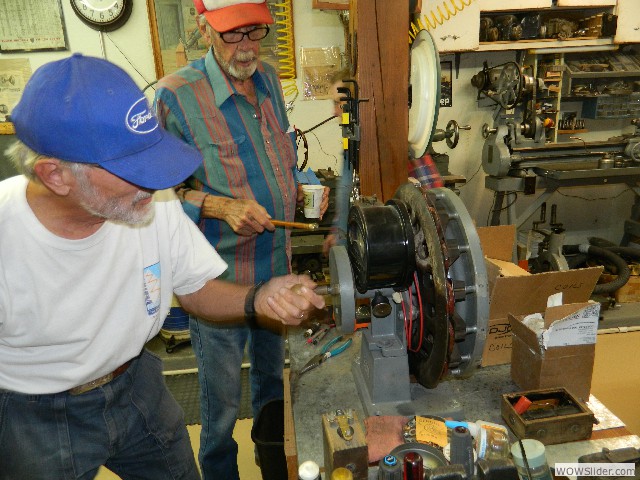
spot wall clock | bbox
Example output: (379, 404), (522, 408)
(70, 0), (133, 32)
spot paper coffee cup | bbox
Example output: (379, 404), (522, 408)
(302, 184), (324, 219)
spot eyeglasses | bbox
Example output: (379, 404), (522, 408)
(219, 26), (270, 44)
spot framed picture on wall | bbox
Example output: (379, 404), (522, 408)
(0, 0), (68, 52)
(440, 60), (452, 108)
(146, 0), (296, 81)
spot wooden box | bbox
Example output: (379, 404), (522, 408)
(601, 274), (640, 303)
(322, 409), (368, 480)
(501, 388), (596, 445)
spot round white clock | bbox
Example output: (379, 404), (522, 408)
(70, 0), (133, 32)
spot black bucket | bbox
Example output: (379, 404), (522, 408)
(251, 398), (288, 480)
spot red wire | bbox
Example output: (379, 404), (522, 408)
(401, 294), (409, 342)
(413, 272), (424, 351)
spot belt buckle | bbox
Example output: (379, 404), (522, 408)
(69, 372), (114, 396)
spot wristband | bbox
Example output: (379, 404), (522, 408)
(244, 281), (265, 328)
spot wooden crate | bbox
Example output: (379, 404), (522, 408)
(601, 274), (640, 303)
(502, 388), (595, 445)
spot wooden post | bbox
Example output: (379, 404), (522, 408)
(353, 0), (409, 202)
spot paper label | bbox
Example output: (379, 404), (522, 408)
(542, 303), (599, 348)
(415, 416), (448, 447)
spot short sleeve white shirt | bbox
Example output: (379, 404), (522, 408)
(0, 176), (227, 394)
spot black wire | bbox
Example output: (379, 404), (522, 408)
(459, 159), (483, 188)
(306, 131), (339, 166)
(556, 186), (632, 202)
(486, 192), (497, 227)
(295, 128), (309, 171)
(497, 191), (519, 212)
(302, 115), (338, 134)
(487, 191), (518, 225)
(106, 33), (155, 87)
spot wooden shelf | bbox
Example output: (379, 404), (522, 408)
(0, 122), (15, 135)
(477, 37), (615, 52)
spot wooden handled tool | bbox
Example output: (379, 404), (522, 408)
(271, 219), (319, 231)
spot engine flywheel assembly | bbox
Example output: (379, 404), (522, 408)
(394, 185), (489, 388)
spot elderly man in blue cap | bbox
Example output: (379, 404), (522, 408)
(0, 53), (323, 480)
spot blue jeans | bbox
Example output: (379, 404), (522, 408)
(0, 350), (199, 480)
(190, 317), (284, 480)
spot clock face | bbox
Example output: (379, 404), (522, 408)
(70, 0), (133, 32)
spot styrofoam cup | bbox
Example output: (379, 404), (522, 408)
(302, 185), (324, 219)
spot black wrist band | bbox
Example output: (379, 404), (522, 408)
(244, 281), (265, 328)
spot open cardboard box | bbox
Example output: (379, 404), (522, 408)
(509, 300), (601, 401)
(476, 225), (602, 366)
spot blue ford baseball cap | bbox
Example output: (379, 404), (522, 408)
(12, 53), (202, 190)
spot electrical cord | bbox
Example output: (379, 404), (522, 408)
(302, 115), (338, 134)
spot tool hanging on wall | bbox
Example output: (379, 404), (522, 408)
(338, 79), (368, 204)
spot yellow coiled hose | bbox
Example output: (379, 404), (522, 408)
(273, 1), (298, 101)
(409, 0), (474, 44)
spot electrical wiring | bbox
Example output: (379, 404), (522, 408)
(404, 273), (425, 354)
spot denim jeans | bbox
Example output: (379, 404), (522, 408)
(0, 350), (199, 480)
(190, 317), (284, 480)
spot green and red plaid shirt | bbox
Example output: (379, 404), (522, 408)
(155, 50), (297, 284)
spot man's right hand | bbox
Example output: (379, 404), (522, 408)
(201, 196), (275, 236)
(255, 274), (326, 326)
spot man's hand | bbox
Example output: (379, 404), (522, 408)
(202, 196), (275, 236)
(255, 274), (326, 326)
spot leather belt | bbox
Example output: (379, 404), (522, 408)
(68, 360), (133, 395)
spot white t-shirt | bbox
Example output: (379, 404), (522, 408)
(0, 176), (227, 394)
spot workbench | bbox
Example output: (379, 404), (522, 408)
(284, 326), (639, 479)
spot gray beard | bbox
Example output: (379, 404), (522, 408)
(214, 48), (257, 81)
(72, 166), (155, 226)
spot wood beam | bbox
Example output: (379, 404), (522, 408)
(353, 0), (409, 202)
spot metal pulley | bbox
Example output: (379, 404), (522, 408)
(408, 29), (441, 159)
(472, 61), (544, 110)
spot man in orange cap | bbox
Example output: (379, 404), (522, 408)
(155, 1), (328, 478)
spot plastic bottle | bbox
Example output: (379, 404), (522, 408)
(403, 452), (423, 480)
(378, 454), (402, 480)
(298, 460), (321, 480)
(510, 439), (553, 480)
(330, 467), (353, 480)
(445, 420), (510, 460)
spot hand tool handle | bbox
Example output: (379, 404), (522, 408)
(271, 219), (319, 230)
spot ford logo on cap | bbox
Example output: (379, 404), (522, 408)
(126, 97), (158, 134)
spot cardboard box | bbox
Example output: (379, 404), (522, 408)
(477, 225), (602, 367)
(509, 300), (601, 401)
